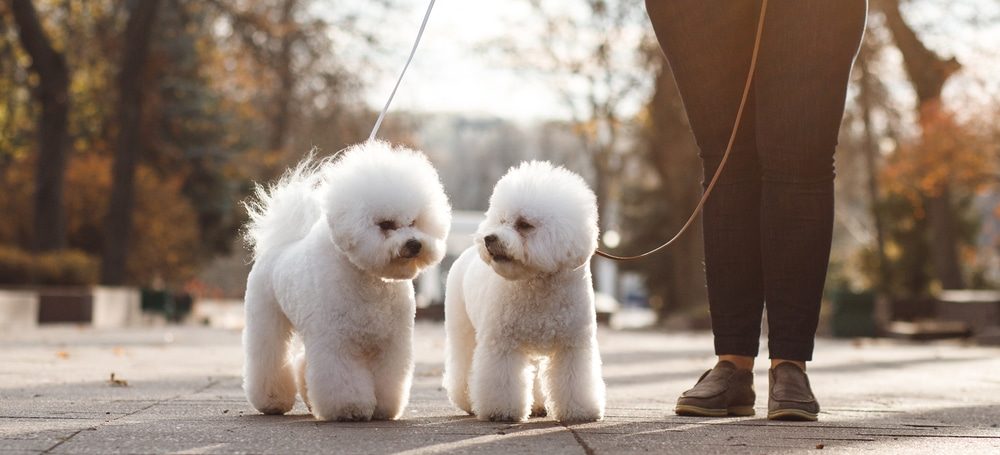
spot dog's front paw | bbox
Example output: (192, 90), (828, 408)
(372, 406), (402, 421)
(256, 402), (294, 416)
(530, 405), (548, 418)
(484, 413), (524, 423)
(448, 393), (473, 416)
(553, 407), (603, 423)
(246, 382), (296, 416)
(475, 408), (528, 423)
(313, 402), (375, 422)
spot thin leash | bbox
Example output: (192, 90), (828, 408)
(595, 0), (769, 261)
(369, 0), (437, 141)
(369, 0), (768, 262)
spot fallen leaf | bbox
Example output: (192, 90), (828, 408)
(55, 351), (70, 359)
(108, 372), (129, 387)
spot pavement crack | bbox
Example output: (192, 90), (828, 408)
(561, 423), (597, 455)
(858, 433), (1000, 439)
(38, 378), (221, 454)
(39, 427), (89, 454)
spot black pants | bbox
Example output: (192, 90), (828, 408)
(646, 0), (867, 361)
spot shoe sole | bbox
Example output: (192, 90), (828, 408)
(674, 405), (755, 417)
(767, 408), (818, 421)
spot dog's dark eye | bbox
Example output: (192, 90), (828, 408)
(515, 218), (534, 232)
(378, 220), (398, 231)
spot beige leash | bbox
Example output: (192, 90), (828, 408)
(595, 0), (769, 261)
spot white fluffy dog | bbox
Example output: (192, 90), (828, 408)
(443, 161), (606, 422)
(242, 141), (451, 421)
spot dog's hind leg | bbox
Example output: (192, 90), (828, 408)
(293, 351), (310, 412)
(530, 359), (548, 417)
(372, 332), (414, 420)
(545, 339), (606, 422)
(443, 270), (475, 414)
(242, 273), (297, 415)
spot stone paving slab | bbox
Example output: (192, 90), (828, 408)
(1, 324), (999, 454)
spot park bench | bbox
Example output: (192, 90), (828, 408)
(935, 289), (1000, 345)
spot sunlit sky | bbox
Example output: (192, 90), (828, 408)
(357, 0), (591, 122)
(331, 0), (1000, 123)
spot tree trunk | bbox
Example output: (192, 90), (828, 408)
(876, 0), (963, 289)
(267, 0), (298, 155)
(100, 0), (161, 285)
(9, 0), (71, 252)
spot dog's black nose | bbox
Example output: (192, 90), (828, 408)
(402, 239), (422, 258)
(484, 234), (498, 246)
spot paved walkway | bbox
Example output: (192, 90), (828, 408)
(1, 323), (999, 454)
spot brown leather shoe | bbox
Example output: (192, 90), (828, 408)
(675, 361), (755, 417)
(768, 362), (820, 421)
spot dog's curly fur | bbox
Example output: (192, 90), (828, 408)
(443, 161), (606, 422)
(242, 140), (451, 421)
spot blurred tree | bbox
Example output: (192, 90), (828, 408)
(856, 39), (891, 296)
(205, 0), (300, 157)
(828, 2), (999, 313)
(204, 0), (376, 173)
(1, 152), (200, 285)
(0, 0), (381, 288)
(191, 0), (379, 256)
(7, 0), (70, 252)
(0, 10), (34, 178)
(880, 105), (990, 297)
(875, 0), (965, 289)
(101, 0), (162, 285)
(499, 0), (656, 230)
(620, 47), (707, 318)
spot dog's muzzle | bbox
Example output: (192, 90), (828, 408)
(483, 234), (511, 262)
(400, 239), (422, 259)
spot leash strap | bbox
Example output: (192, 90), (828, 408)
(365, 0), (768, 261)
(369, 0), (437, 141)
(595, 0), (769, 261)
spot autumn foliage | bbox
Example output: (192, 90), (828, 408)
(0, 153), (200, 284)
(873, 101), (995, 296)
(881, 102), (992, 212)
(0, 0), (372, 289)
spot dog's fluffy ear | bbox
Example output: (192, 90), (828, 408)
(326, 210), (359, 254)
(538, 204), (598, 273)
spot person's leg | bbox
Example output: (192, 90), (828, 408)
(754, 0), (867, 364)
(646, 0), (765, 367)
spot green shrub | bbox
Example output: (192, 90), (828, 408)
(0, 246), (99, 286)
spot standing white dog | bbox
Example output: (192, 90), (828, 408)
(242, 141), (451, 421)
(443, 161), (606, 422)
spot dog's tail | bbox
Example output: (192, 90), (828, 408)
(243, 153), (327, 262)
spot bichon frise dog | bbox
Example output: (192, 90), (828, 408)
(242, 141), (451, 421)
(443, 161), (606, 422)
